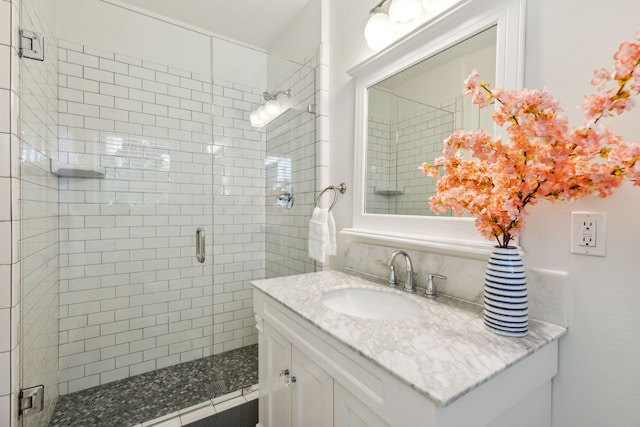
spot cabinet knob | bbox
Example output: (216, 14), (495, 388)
(284, 375), (297, 387)
(279, 369), (296, 386)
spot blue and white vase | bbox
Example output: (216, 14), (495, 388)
(483, 246), (528, 337)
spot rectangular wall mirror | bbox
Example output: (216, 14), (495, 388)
(346, 0), (526, 255)
(366, 26), (496, 216)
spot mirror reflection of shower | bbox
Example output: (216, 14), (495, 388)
(364, 25), (497, 217)
(366, 87), (457, 216)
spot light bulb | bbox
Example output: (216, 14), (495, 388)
(364, 12), (394, 50)
(256, 106), (270, 123)
(422, 0), (458, 13)
(250, 111), (264, 128)
(265, 99), (282, 116)
(389, 0), (423, 34)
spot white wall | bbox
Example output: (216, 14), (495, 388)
(522, 2), (640, 425)
(329, 0), (640, 424)
(267, 0), (321, 66)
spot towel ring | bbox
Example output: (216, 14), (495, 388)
(315, 183), (347, 211)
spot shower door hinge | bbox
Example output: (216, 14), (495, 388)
(19, 385), (44, 417)
(18, 28), (45, 61)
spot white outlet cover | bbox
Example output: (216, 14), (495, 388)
(570, 211), (606, 256)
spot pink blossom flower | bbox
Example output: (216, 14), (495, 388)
(463, 69), (479, 95)
(420, 31), (640, 248)
(591, 68), (612, 86)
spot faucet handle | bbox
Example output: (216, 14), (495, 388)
(425, 273), (447, 298)
(387, 265), (398, 288)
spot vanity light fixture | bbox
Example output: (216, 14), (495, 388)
(249, 89), (291, 128)
(364, 0), (394, 50)
(364, 12), (394, 50)
(364, 0), (461, 50)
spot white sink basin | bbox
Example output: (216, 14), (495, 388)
(320, 287), (422, 320)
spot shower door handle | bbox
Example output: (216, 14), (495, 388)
(196, 227), (205, 263)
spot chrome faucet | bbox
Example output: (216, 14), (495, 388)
(385, 250), (417, 293)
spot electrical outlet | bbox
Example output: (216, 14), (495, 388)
(578, 218), (596, 247)
(571, 212), (606, 256)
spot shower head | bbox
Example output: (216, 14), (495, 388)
(262, 89), (291, 101)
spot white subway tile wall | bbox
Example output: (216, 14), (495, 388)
(393, 100), (455, 215)
(56, 40), (317, 395)
(57, 41), (219, 394)
(210, 77), (265, 355)
(366, 116), (393, 213)
(265, 58), (317, 278)
(15, 0), (60, 426)
(366, 98), (457, 216)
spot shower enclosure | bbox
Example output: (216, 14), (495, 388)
(15, 1), (318, 425)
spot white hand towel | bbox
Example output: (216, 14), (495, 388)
(309, 207), (330, 263)
(327, 211), (337, 257)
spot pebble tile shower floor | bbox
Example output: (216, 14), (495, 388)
(49, 344), (258, 427)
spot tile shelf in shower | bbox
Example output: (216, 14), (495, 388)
(374, 187), (404, 196)
(51, 159), (105, 178)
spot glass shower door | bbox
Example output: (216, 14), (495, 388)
(19, 1), (215, 425)
(264, 59), (317, 278)
(18, 0), (60, 425)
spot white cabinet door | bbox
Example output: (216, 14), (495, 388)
(334, 382), (390, 427)
(291, 346), (334, 427)
(263, 322), (293, 427)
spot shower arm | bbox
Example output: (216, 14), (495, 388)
(263, 89), (291, 101)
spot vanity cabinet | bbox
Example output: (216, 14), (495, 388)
(260, 321), (333, 427)
(334, 382), (389, 427)
(261, 317), (386, 427)
(253, 273), (563, 427)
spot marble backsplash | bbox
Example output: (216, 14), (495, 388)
(341, 240), (568, 328)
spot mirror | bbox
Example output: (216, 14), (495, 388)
(347, 0), (526, 252)
(366, 27), (496, 216)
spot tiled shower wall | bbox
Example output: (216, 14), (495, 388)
(366, 116), (392, 214)
(393, 101), (455, 216)
(366, 100), (456, 216)
(56, 40), (264, 394)
(210, 80), (265, 355)
(265, 58), (317, 278)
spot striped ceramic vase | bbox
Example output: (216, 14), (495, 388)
(483, 246), (528, 337)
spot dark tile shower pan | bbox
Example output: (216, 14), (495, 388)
(49, 344), (258, 427)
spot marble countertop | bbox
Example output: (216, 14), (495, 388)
(252, 270), (566, 407)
